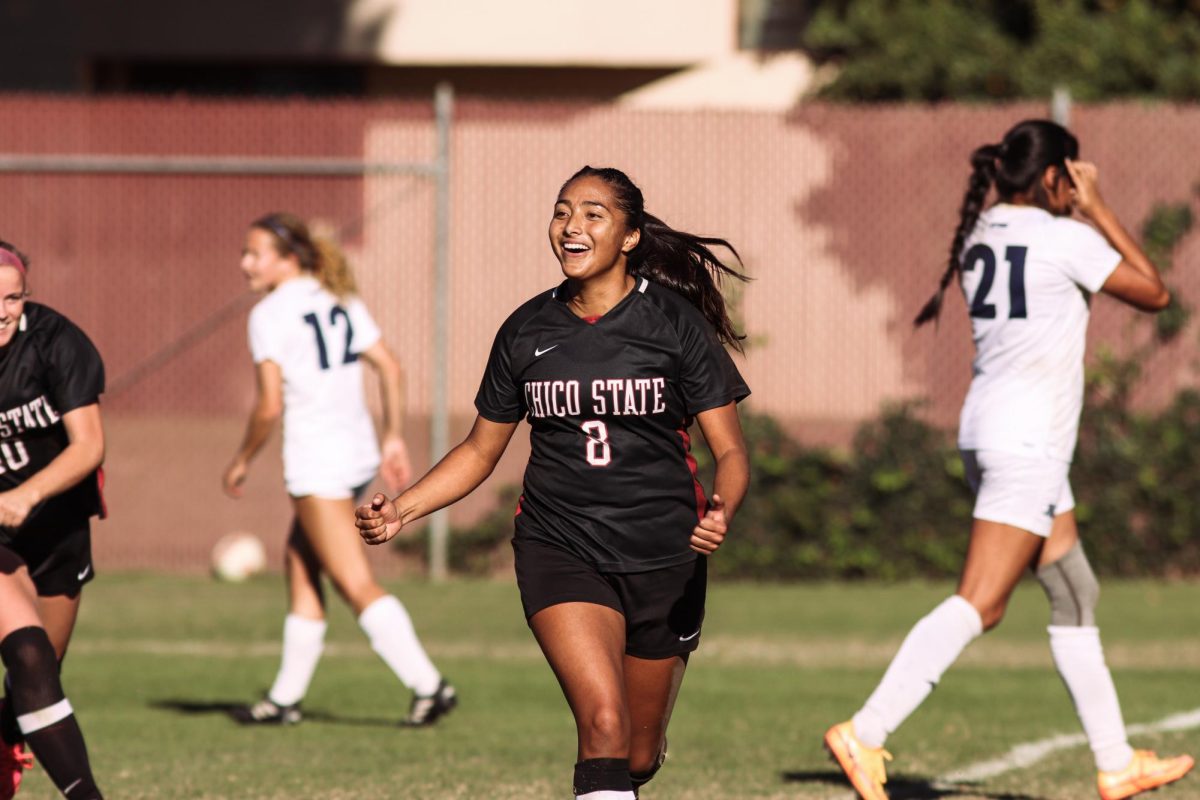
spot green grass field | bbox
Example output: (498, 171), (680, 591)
(15, 575), (1200, 799)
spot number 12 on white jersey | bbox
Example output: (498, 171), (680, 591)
(963, 244), (1029, 319)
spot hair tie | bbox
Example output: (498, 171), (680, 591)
(0, 247), (25, 276)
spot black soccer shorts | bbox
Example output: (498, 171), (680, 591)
(5, 512), (95, 597)
(513, 535), (707, 659)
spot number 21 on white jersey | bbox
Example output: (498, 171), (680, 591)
(962, 243), (1029, 320)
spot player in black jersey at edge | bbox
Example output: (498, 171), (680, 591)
(356, 167), (750, 799)
(0, 240), (104, 799)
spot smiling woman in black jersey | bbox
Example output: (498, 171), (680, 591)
(0, 240), (104, 798)
(356, 167), (751, 799)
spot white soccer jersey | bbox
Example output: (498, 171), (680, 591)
(248, 275), (383, 497)
(957, 204), (1121, 462)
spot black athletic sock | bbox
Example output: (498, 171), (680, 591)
(573, 757), (632, 796)
(0, 627), (102, 798)
(24, 719), (102, 798)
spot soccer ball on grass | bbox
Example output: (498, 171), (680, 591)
(211, 532), (267, 582)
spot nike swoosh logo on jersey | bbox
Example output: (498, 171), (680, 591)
(534, 345), (558, 357)
(678, 628), (701, 642)
(77, 564), (91, 581)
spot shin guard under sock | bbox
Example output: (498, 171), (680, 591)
(358, 595), (441, 696)
(853, 595), (983, 748)
(1049, 625), (1134, 772)
(267, 614), (327, 707)
(1, 627), (102, 798)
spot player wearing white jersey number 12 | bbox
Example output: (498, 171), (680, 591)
(825, 120), (1193, 800)
(223, 213), (454, 730)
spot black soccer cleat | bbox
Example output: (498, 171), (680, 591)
(231, 697), (302, 726)
(403, 680), (457, 727)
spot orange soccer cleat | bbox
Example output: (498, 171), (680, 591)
(825, 720), (893, 800)
(0, 738), (33, 800)
(1097, 749), (1194, 800)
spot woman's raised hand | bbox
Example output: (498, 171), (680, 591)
(1065, 159), (1105, 219)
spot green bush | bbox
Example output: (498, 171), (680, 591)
(1072, 373), (1200, 577)
(427, 392), (1200, 580)
(691, 405), (973, 580)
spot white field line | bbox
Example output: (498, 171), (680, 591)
(827, 707), (1200, 799)
(70, 638), (543, 661)
(936, 706), (1200, 785)
(70, 636), (1200, 669)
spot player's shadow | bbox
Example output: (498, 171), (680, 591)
(782, 770), (1048, 800)
(149, 699), (407, 729)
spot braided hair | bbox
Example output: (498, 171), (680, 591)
(914, 120), (1079, 327)
(562, 166), (749, 352)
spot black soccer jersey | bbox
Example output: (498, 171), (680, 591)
(476, 277), (749, 573)
(0, 303), (105, 542)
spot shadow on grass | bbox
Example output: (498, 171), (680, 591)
(781, 770), (1047, 800)
(149, 699), (406, 729)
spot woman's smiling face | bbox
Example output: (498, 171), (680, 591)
(548, 175), (640, 282)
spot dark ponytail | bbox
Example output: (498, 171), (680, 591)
(914, 119), (1079, 328)
(562, 166), (749, 352)
(913, 144), (999, 326)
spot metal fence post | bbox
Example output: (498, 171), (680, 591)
(1051, 85), (1072, 128)
(428, 82), (453, 582)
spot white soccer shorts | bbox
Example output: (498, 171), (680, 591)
(959, 449), (1074, 537)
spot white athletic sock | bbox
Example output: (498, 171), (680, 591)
(267, 614), (327, 707)
(1048, 625), (1134, 772)
(852, 595), (983, 748)
(576, 792), (636, 799)
(358, 595), (441, 696)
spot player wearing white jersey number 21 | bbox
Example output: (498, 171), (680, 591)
(223, 213), (454, 730)
(825, 121), (1193, 800)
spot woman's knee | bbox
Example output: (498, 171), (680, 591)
(578, 704), (630, 753)
(963, 595), (1008, 631)
(0, 626), (56, 679)
(331, 576), (385, 613)
(0, 571), (40, 640)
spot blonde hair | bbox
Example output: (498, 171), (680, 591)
(251, 212), (358, 299)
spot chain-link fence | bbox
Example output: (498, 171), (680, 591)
(2, 96), (1198, 573)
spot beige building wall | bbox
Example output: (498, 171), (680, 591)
(2, 1), (813, 108)
(352, 0), (738, 66)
